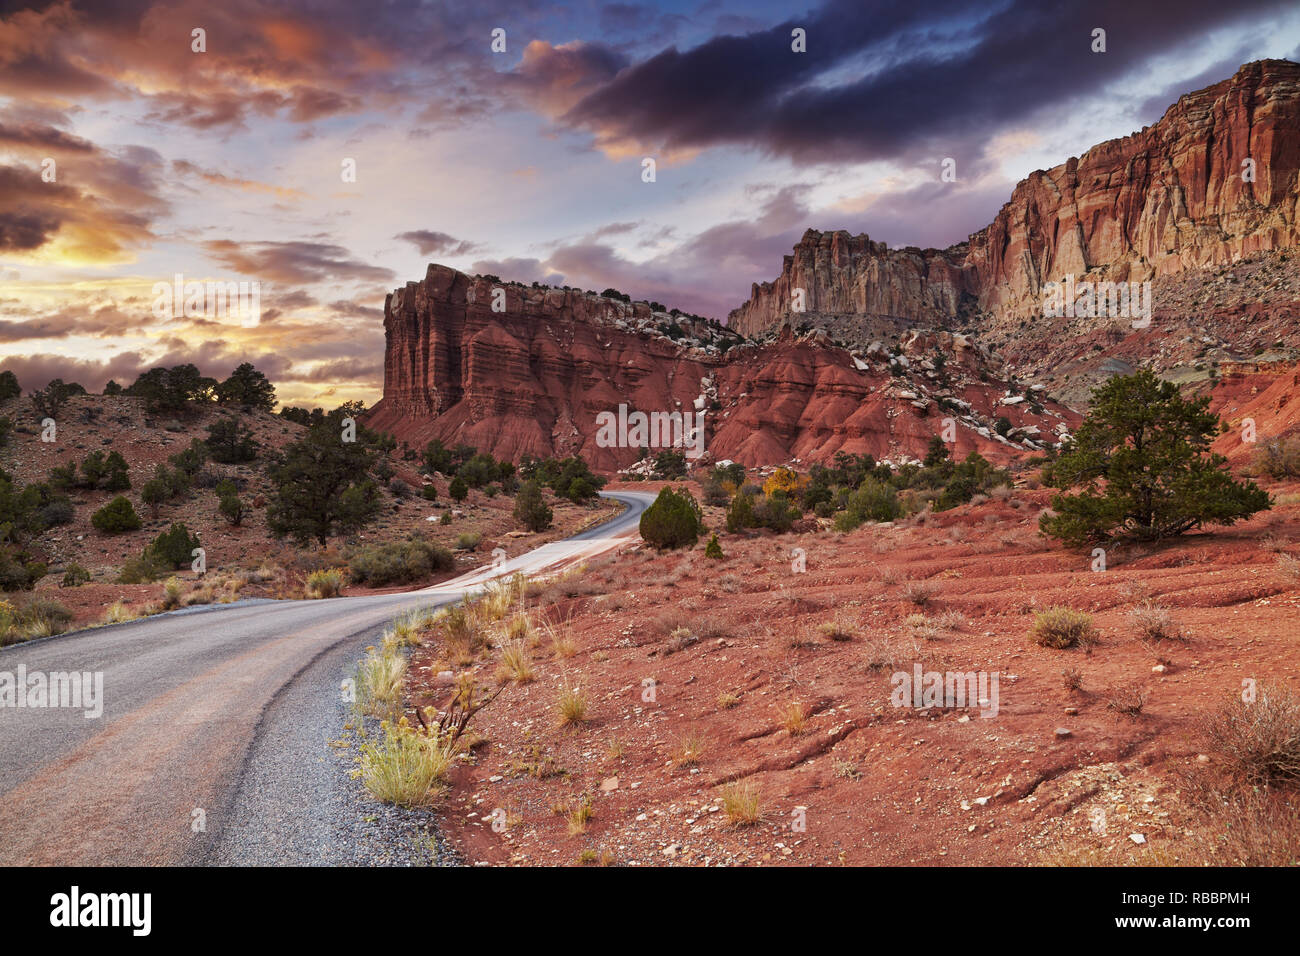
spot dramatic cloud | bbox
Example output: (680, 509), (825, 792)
(202, 239), (395, 284)
(393, 230), (482, 257)
(561, 0), (1297, 164)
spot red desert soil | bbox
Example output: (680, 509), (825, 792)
(407, 480), (1300, 866)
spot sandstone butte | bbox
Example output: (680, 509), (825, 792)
(366, 60), (1300, 472)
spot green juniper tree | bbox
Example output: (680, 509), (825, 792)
(265, 422), (382, 546)
(1040, 370), (1270, 546)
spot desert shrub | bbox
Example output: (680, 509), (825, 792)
(118, 554), (160, 584)
(448, 476), (468, 502)
(1246, 435), (1300, 480)
(838, 479), (901, 530)
(204, 416), (259, 464)
(348, 538), (454, 586)
(1031, 606), (1096, 650)
(91, 496), (141, 534)
(145, 523), (200, 571)
(421, 484), (438, 501)
(1203, 682), (1300, 787)
(724, 489), (755, 532)
(1129, 602), (1184, 643)
(0, 545), (46, 591)
(60, 563), (91, 588)
(704, 533), (724, 559)
(454, 532), (481, 551)
(639, 486), (704, 550)
(217, 488), (246, 526)
(512, 480), (552, 532)
(652, 450), (687, 479)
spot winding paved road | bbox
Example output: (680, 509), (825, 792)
(0, 491), (652, 866)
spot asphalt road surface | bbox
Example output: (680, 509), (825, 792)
(0, 491), (653, 865)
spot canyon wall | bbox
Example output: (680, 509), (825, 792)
(730, 60), (1300, 337)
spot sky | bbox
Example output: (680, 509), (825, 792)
(1, 0), (1298, 407)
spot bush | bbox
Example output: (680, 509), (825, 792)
(348, 538), (455, 586)
(1031, 607), (1096, 650)
(60, 563), (91, 588)
(448, 476), (468, 503)
(36, 498), (74, 528)
(1203, 682), (1300, 787)
(1247, 435), (1300, 480)
(639, 486), (704, 550)
(118, 554), (160, 584)
(144, 522), (200, 571)
(0, 546), (46, 591)
(513, 480), (553, 532)
(205, 416), (259, 463)
(218, 491), (246, 526)
(454, 532), (481, 551)
(705, 533), (724, 559)
(141, 477), (169, 515)
(91, 496), (142, 534)
(421, 484), (438, 501)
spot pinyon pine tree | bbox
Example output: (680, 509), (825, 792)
(1040, 370), (1269, 546)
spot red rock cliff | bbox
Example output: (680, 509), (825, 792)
(730, 60), (1300, 336)
(367, 265), (1075, 470)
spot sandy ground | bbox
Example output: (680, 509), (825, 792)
(406, 478), (1300, 866)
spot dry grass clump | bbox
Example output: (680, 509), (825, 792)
(100, 599), (138, 626)
(717, 690), (741, 710)
(817, 611), (855, 642)
(904, 613), (943, 641)
(440, 603), (488, 662)
(1061, 667), (1083, 693)
(555, 678), (588, 727)
(719, 780), (761, 826)
(1276, 553), (1300, 583)
(862, 634), (922, 672)
(355, 715), (457, 807)
(547, 621), (577, 658)
(356, 643), (407, 718)
(780, 701), (809, 737)
(496, 640), (534, 684)
(879, 566), (905, 586)
(673, 732), (706, 767)
(305, 567), (346, 599)
(1031, 606), (1097, 650)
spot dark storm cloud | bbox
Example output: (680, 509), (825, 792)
(562, 0), (1297, 163)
